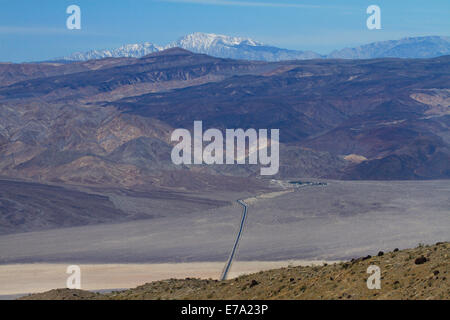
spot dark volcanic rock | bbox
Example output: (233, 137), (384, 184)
(415, 256), (428, 265)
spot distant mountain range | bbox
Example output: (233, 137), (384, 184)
(60, 33), (450, 62)
(328, 36), (450, 59)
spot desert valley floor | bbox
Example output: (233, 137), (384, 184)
(0, 179), (448, 296)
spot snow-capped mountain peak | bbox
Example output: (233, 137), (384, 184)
(168, 32), (264, 51)
(163, 32), (320, 61)
(63, 42), (162, 61)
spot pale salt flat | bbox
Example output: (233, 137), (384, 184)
(0, 260), (332, 296)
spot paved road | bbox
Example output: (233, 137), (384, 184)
(220, 183), (326, 280)
(220, 199), (248, 280)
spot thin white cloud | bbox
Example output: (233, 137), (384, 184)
(0, 26), (107, 36)
(158, 0), (322, 9)
(0, 26), (67, 35)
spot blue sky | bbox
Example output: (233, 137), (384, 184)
(0, 0), (449, 62)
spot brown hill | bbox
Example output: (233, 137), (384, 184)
(0, 50), (449, 186)
(20, 242), (449, 300)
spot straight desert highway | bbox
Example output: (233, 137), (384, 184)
(1, 180), (448, 264)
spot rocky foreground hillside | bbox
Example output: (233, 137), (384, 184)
(20, 242), (449, 300)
